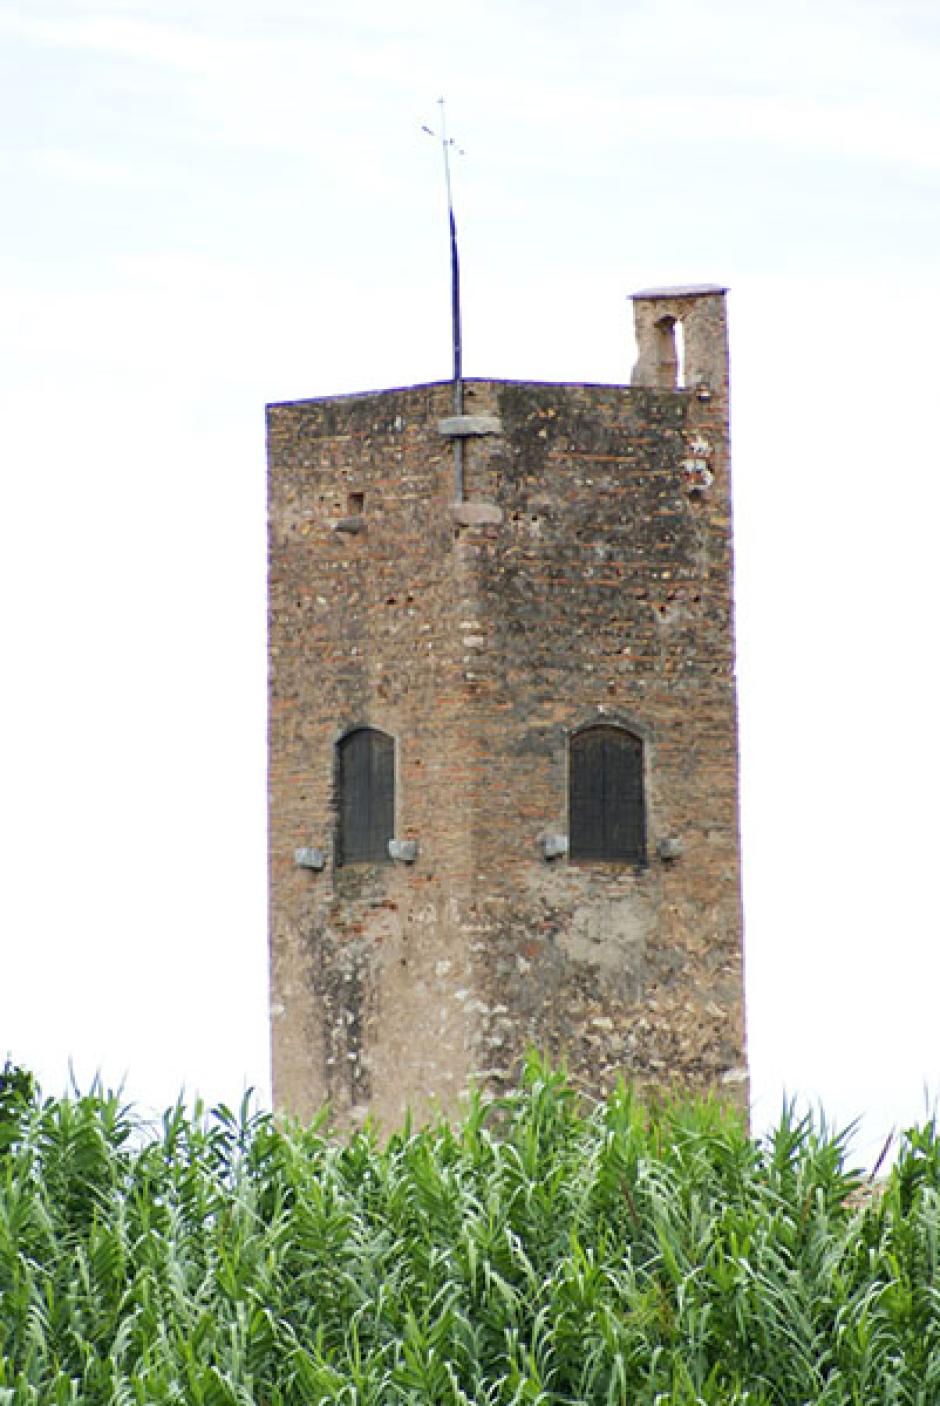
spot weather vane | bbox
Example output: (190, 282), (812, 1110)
(423, 99), (466, 497)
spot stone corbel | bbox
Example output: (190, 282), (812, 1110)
(388, 838), (419, 863)
(294, 847), (326, 871)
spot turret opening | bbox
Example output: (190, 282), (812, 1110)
(654, 315), (685, 389)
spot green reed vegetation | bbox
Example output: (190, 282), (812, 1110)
(0, 1057), (937, 1404)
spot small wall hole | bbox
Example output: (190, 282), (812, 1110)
(347, 490), (365, 515)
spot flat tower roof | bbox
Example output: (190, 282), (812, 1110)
(631, 283), (727, 299)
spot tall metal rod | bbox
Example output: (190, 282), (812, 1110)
(437, 98), (463, 407)
(425, 99), (464, 499)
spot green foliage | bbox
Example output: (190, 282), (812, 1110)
(0, 1060), (937, 1403)
(0, 1064), (35, 1157)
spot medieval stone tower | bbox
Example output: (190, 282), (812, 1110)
(267, 284), (746, 1128)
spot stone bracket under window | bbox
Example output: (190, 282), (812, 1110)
(657, 836), (684, 862)
(388, 838), (418, 863)
(540, 833), (569, 860)
(294, 847), (326, 871)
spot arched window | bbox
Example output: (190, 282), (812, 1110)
(569, 725), (645, 863)
(337, 727), (394, 865)
(653, 314), (685, 389)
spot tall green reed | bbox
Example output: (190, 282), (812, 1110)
(0, 1058), (936, 1404)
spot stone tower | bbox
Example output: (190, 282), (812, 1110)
(267, 284), (746, 1128)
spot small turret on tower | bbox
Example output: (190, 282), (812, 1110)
(631, 284), (729, 398)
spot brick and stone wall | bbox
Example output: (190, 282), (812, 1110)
(268, 286), (746, 1129)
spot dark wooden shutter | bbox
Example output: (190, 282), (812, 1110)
(338, 728), (394, 864)
(569, 726), (645, 862)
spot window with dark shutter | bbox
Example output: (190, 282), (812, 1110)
(569, 725), (645, 863)
(337, 727), (394, 865)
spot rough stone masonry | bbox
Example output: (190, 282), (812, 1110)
(267, 285), (746, 1129)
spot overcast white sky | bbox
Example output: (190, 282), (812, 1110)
(1, 0), (938, 1161)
